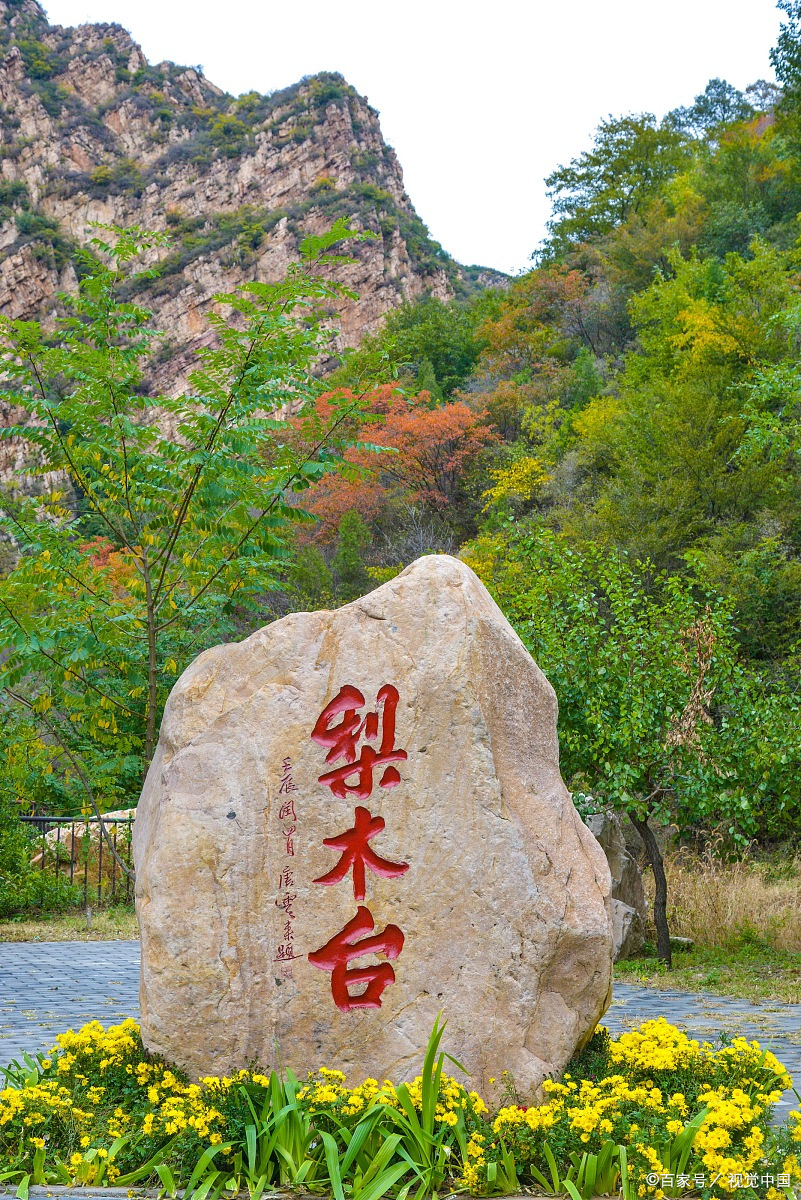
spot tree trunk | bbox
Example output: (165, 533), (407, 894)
(628, 810), (672, 967)
(143, 557), (158, 770)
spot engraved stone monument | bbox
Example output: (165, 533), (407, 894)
(133, 554), (613, 1097)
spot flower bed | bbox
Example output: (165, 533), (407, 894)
(0, 1016), (799, 1199)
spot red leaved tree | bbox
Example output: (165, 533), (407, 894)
(294, 387), (498, 541)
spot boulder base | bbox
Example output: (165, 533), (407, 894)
(134, 555), (613, 1098)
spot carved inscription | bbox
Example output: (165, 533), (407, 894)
(308, 685), (408, 1011)
(274, 757), (299, 978)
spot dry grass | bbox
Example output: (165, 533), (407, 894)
(0, 905), (138, 942)
(622, 849), (801, 1004)
(653, 849), (801, 953)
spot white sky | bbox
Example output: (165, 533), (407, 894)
(41, 0), (782, 275)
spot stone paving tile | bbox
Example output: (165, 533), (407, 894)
(1, 941), (798, 1123)
(0, 1190), (160, 1199)
(0, 941), (140, 1065)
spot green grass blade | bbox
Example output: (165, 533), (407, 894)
(673, 1108), (707, 1176)
(244, 1124), (257, 1175)
(156, 1163), (178, 1197)
(248, 1172), (271, 1200)
(542, 1141), (562, 1194)
(356, 1160), (411, 1200)
(115, 1133), (184, 1185)
(341, 1116), (377, 1175)
(500, 1140), (520, 1190)
(293, 1158), (316, 1186)
(319, 1130), (345, 1200)
(31, 1145), (45, 1186)
(182, 1143), (229, 1197)
(358, 1132), (404, 1191)
(392, 1085), (427, 1149)
(527, 1161), (554, 1193)
(420, 1015), (447, 1133)
(619, 1144), (631, 1200)
(192, 1169), (229, 1200)
(582, 1150), (595, 1197)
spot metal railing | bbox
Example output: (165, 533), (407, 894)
(20, 815), (135, 906)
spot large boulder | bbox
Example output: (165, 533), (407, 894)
(133, 555), (613, 1097)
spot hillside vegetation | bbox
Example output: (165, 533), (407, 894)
(271, 6), (801, 937)
(2, 1), (801, 953)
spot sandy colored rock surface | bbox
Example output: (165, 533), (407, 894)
(134, 555), (613, 1099)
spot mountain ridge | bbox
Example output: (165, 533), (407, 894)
(0, 0), (503, 392)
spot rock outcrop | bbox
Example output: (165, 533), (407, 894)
(134, 554), (613, 1097)
(585, 811), (647, 960)
(0, 0), (498, 394)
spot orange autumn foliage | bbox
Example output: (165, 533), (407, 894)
(477, 264), (593, 376)
(79, 536), (136, 595)
(297, 387), (498, 541)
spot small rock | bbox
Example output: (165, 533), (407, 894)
(585, 811), (647, 960)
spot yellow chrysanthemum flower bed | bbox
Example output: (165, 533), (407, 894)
(0, 1015), (798, 1199)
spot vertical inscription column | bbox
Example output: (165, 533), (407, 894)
(273, 757), (300, 979)
(307, 684), (410, 1011)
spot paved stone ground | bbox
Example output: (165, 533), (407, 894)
(0, 941), (140, 1065)
(1, 941), (799, 1122)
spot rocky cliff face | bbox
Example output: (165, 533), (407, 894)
(0, 0), (478, 391)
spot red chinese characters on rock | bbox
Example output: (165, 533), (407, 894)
(313, 805), (408, 902)
(308, 907), (404, 1011)
(308, 685), (409, 1012)
(311, 684), (407, 799)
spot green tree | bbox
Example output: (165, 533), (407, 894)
(0, 220), (368, 822)
(543, 114), (693, 254)
(464, 527), (763, 965)
(332, 510), (372, 602)
(287, 544), (334, 610)
(772, 0), (801, 125)
(552, 245), (799, 586)
(415, 356), (441, 401)
(332, 293), (498, 398)
(670, 78), (754, 139)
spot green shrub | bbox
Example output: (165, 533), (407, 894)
(15, 37), (61, 80)
(14, 209), (71, 269)
(0, 867), (81, 919)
